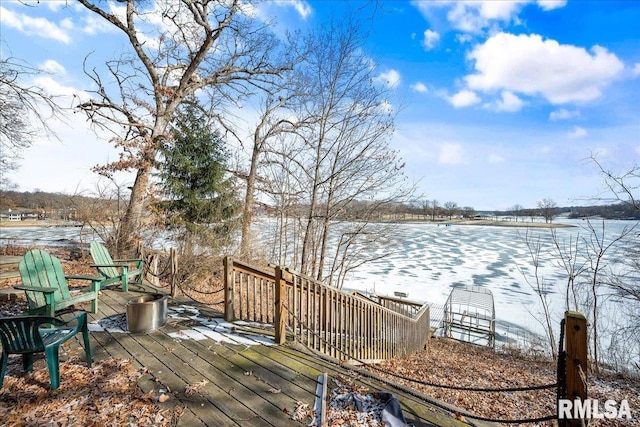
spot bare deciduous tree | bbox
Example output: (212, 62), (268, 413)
(537, 198), (557, 223)
(75, 0), (291, 254)
(254, 17), (413, 287)
(0, 56), (62, 189)
(429, 199), (440, 221)
(517, 230), (558, 359)
(293, 18), (411, 284)
(511, 204), (524, 222)
(443, 201), (458, 220)
(590, 155), (639, 210)
(238, 89), (303, 257)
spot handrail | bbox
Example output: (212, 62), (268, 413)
(224, 256), (431, 361)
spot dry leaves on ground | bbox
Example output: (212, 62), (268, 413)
(184, 379), (209, 397)
(327, 375), (394, 427)
(368, 337), (640, 426)
(0, 356), (183, 426)
(289, 374), (402, 426)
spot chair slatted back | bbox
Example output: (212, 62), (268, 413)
(90, 241), (119, 279)
(18, 250), (71, 309)
(0, 316), (48, 354)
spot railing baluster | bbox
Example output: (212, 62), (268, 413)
(223, 257), (431, 363)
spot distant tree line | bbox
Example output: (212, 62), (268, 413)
(563, 203), (640, 220)
(5, 188), (638, 223)
(0, 190), (97, 213)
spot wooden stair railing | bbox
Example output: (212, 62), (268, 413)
(224, 257), (430, 362)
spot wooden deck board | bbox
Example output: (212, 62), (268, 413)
(47, 285), (476, 427)
(137, 331), (273, 427)
(270, 344), (443, 426)
(176, 337), (317, 418)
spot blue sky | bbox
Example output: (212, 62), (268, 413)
(1, 0), (639, 211)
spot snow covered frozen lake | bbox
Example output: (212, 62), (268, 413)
(2, 218), (635, 350)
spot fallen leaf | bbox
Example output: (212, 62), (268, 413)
(185, 379), (209, 397)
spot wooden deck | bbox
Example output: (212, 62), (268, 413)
(73, 284), (471, 426)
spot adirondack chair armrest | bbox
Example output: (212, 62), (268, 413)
(113, 258), (143, 263)
(65, 274), (103, 292)
(14, 285), (58, 316)
(14, 285), (57, 294)
(65, 274), (104, 282)
(91, 263), (127, 269)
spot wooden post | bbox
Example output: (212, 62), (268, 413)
(169, 248), (178, 298)
(223, 256), (234, 322)
(274, 265), (286, 345)
(135, 240), (144, 260)
(565, 311), (588, 427)
(148, 254), (160, 287)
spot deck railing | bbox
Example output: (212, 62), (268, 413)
(223, 257), (430, 362)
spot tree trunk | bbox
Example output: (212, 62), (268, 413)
(118, 165), (151, 256)
(240, 142), (260, 257)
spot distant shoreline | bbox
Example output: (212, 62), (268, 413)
(424, 219), (575, 228)
(1, 218), (576, 229)
(373, 217), (576, 228)
(0, 220), (82, 228)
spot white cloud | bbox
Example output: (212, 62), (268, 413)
(438, 143), (464, 164)
(422, 29), (440, 50)
(269, 0), (312, 19)
(33, 76), (90, 101)
(567, 126), (588, 139)
(60, 17), (74, 31)
(411, 82), (429, 94)
(493, 91), (524, 112)
(633, 63), (640, 77)
(465, 33), (625, 104)
(412, 1), (566, 34)
(456, 34), (473, 44)
(537, 0), (568, 11)
(375, 69), (401, 89)
(447, 89), (481, 108)
(549, 108), (579, 121)
(447, 1), (522, 33)
(0, 6), (71, 44)
(488, 154), (504, 163)
(377, 100), (394, 114)
(44, 1), (68, 12)
(41, 60), (65, 74)
(81, 12), (119, 35)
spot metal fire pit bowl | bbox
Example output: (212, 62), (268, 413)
(126, 293), (168, 333)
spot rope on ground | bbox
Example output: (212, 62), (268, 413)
(280, 303), (558, 424)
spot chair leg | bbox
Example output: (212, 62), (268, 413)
(22, 353), (34, 372)
(0, 352), (7, 388)
(122, 272), (129, 292)
(45, 346), (60, 390)
(82, 326), (92, 368)
(135, 264), (143, 284)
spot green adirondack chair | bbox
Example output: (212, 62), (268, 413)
(16, 250), (101, 317)
(0, 312), (92, 390)
(89, 241), (143, 292)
